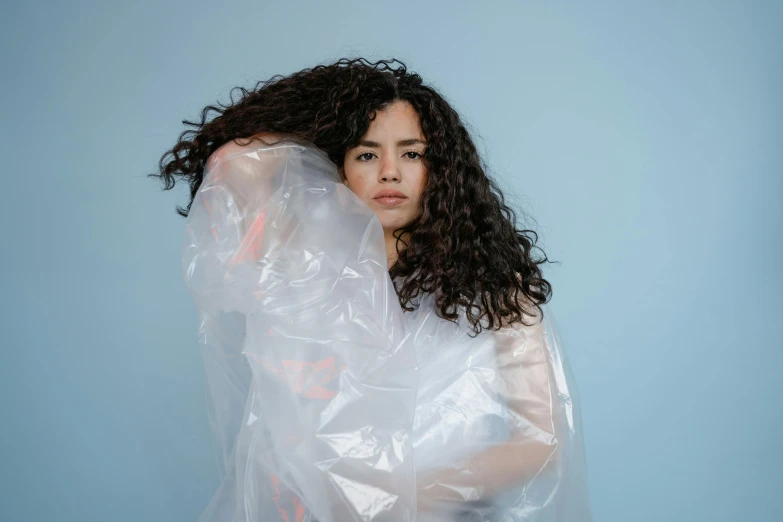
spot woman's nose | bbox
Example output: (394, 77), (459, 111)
(379, 154), (400, 181)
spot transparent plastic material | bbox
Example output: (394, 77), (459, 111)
(182, 140), (593, 522)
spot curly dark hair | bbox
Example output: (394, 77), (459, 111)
(149, 57), (555, 335)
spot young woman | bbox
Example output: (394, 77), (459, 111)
(153, 58), (592, 521)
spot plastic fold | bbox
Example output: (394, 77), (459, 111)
(182, 140), (593, 521)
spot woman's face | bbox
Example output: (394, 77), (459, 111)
(341, 100), (428, 234)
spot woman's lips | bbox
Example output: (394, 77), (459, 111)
(373, 196), (407, 206)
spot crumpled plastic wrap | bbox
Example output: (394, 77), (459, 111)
(182, 140), (593, 521)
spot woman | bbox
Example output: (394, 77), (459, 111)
(152, 58), (592, 521)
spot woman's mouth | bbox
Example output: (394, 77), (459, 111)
(374, 196), (407, 206)
(373, 190), (407, 207)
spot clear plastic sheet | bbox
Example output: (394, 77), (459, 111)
(182, 140), (593, 521)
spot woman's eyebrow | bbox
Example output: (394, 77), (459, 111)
(357, 139), (426, 148)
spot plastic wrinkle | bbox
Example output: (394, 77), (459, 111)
(183, 140), (593, 521)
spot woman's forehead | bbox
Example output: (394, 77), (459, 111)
(362, 102), (424, 138)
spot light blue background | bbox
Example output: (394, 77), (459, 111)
(1, 1), (780, 521)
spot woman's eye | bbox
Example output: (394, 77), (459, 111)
(357, 151), (423, 161)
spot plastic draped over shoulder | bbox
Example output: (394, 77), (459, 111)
(182, 140), (593, 522)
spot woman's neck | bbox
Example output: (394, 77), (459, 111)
(384, 231), (409, 270)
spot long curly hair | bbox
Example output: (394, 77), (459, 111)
(150, 57), (554, 335)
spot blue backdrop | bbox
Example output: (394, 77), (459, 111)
(1, 1), (780, 521)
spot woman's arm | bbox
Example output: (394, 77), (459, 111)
(186, 142), (420, 521)
(416, 305), (560, 510)
(204, 133), (290, 210)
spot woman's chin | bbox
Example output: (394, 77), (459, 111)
(381, 219), (416, 234)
